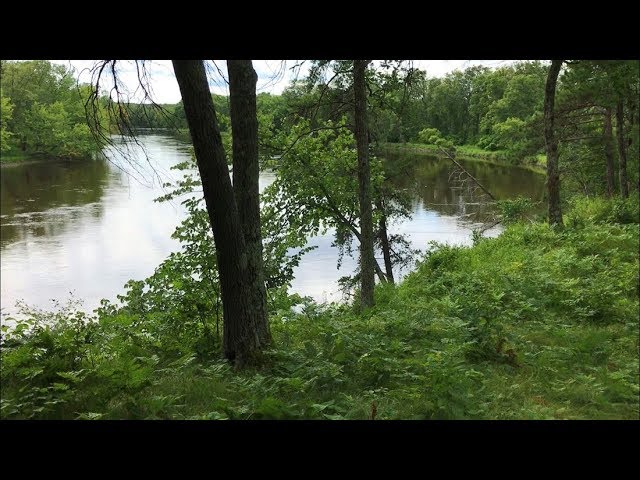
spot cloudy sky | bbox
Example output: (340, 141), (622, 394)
(52, 60), (516, 104)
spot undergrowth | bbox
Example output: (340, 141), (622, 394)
(1, 196), (638, 419)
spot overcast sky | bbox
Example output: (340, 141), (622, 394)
(52, 60), (516, 104)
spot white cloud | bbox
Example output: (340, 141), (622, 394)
(51, 60), (517, 104)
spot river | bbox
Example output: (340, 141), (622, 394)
(0, 134), (545, 317)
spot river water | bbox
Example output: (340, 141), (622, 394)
(1, 134), (544, 317)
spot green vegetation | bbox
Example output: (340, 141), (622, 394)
(372, 61), (638, 195)
(1, 59), (639, 420)
(378, 142), (547, 173)
(1, 196), (637, 419)
(0, 60), (104, 162)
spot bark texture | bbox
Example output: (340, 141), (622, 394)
(353, 60), (375, 307)
(228, 60), (270, 346)
(544, 60), (564, 227)
(376, 198), (394, 284)
(172, 60), (261, 365)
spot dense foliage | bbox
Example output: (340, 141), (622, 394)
(0, 61), (104, 161)
(1, 197), (637, 419)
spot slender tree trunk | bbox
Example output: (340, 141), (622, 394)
(544, 60), (563, 227)
(630, 102), (639, 193)
(603, 107), (616, 197)
(227, 60), (270, 346)
(172, 60), (261, 366)
(616, 99), (629, 198)
(353, 59), (375, 308)
(397, 116), (405, 143)
(376, 198), (394, 284)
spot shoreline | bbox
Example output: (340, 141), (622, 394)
(377, 142), (547, 175)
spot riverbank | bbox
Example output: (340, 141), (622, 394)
(378, 142), (547, 174)
(1, 196), (637, 419)
(1, 150), (100, 166)
(0, 151), (30, 164)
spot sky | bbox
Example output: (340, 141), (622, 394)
(51, 60), (516, 104)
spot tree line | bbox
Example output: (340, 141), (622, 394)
(0, 60), (103, 160)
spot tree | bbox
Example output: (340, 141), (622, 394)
(375, 197), (394, 283)
(544, 60), (563, 227)
(0, 94), (13, 153)
(227, 60), (270, 345)
(261, 117), (409, 291)
(0, 60), (100, 158)
(264, 62), (416, 290)
(555, 60), (637, 198)
(616, 100), (629, 198)
(353, 60), (375, 308)
(171, 60), (263, 365)
(603, 107), (616, 197)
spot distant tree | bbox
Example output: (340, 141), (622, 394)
(0, 95), (13, 153)
(616, 99), (629, 198)
(0, 60), (100, 158)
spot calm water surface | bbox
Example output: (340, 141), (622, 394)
(1, 135), (544, 316)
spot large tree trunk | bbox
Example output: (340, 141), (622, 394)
(172, 60), (261, 366)
(227, 60), (270, 346)
(376, 198), (394, 284)
(603, 107), (616, 197)
(354, 59), (375, 308)
(616, 99), (629, 198)
(544, 60), (563, 227)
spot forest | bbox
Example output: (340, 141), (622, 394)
(0, 61), (101, 161)
(0, 59), (638, 420)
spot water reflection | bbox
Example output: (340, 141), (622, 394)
(1, 135), (546, 315)
(386, 152), (545, 221)
(1, 160), (110, 246)
(290, 153), (545, 302)
(1, 135), (193, 316)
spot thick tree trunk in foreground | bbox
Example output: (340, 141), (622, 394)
(603, 107), (616, 197)
(354, 59), (375, 308)
(172, 60), (261, 365)
(616, 99), (629, 198)
(228, 60), (270, 346)
(376, 198), (394, 284)
(544, 60), (563, 227)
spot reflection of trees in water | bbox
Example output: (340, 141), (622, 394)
(385, 153), (546, 224)
(0, 159), (110, 245)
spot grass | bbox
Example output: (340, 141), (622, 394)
(1, 196), (638, 419)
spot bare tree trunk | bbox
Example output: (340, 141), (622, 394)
(354, 59), (375, 308)
(544, 60), (563, 227)
(630, 101), (639, 193)
(603, 107), (616, 197)
(397, 116), (405, 143)
(172, 60), (261, 366)
(376, 198), (394, 284)
(616, 99), (629, 198)
(228, 60), (270, 347)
